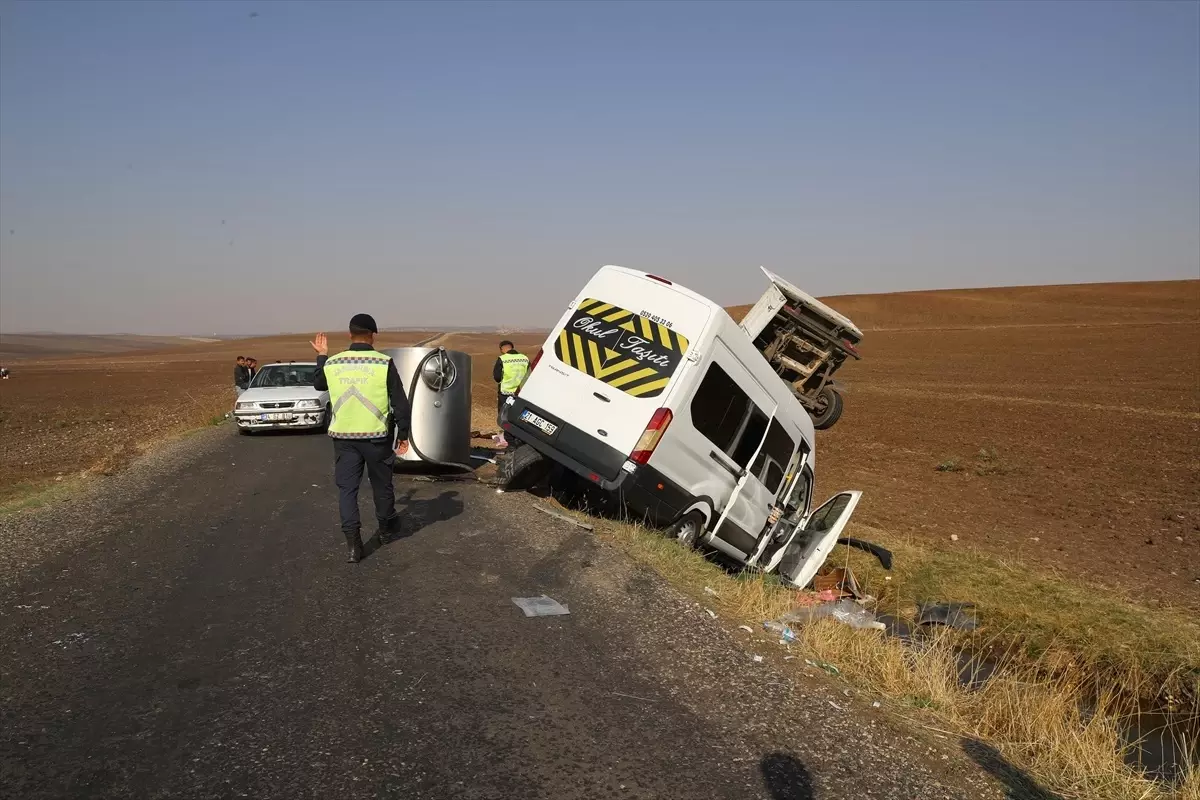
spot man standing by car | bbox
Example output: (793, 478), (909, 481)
(311, 314), (411, 563)
(492, 340), (530, 436)
(233, 356), (250, 396)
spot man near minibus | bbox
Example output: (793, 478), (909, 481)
(492, 339), (530, 445)
(312, 314), (411, 563)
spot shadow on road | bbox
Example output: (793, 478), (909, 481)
(963, 739), (1065, 800)
(761, 751), (815, 800)
(366, 489), (464, 556)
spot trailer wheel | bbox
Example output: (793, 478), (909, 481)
(665, 511), (706, 550)
(500, 444), (551, 491)
(811, 386), (844, 430)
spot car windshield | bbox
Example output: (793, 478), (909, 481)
(250, 364), (319, 388)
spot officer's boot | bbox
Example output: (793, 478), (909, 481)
(345, 531), (364, 563)
(378, 514), (402, 543)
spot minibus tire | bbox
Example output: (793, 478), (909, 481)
(665, 511), (706, 549)
(500, 444), (551, 491)
(811, 387), (844, 430)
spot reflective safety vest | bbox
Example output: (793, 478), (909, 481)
(324, 350), (391, 439)
(499, 351), (530, 395)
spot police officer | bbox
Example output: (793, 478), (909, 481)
(311, 314), (411, 563)
(492, 340), (530, 431)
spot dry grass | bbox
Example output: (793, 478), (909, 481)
(580, 510), (1199, 800)
(848, 523), (1200, 703)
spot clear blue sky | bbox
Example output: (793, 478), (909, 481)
(1, 0), (1197, 335)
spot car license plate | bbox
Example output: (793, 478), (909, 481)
(520, 410), (558, 436)
(259, 413), (291, 422)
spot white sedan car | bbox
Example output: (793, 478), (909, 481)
(234, 362), (329, 434)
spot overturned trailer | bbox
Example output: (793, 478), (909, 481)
(740, 268), (863, 430)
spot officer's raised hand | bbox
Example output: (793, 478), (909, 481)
(310, 332), (328, 356)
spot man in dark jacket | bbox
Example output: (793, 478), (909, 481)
(312, 315), (412, 562)
(233, 356), (251, 396)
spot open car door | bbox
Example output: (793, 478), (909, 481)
(765, 491), (862, 589)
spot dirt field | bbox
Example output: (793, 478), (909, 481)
(0, 332), (434, 502)
(3, 280), (1197, 609)
(730, 279), (1200, 609)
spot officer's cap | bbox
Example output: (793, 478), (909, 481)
(349, 313), (378, 334)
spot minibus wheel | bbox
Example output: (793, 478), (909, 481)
(666, 511), (706, 549)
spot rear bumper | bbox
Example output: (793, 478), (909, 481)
(502, 397), (694, 527)
(502, 397), (630, 491)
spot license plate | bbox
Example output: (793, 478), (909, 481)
(259, 413), (291, 422)
(520, 410), (558, 436)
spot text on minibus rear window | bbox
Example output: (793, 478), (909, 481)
(554, 298), (690, 398)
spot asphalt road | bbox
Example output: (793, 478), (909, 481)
(1, 428), (1025, 799)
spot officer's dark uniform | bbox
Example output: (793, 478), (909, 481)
(313, 314), (411, 562)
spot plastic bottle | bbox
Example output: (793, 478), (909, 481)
(763, 621), (798, 643)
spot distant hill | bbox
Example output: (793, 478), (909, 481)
(725, 279), (1199, 330)
(0, 334), (218, 361)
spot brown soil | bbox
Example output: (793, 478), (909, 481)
(0, 332), (434, 503)
(733, 279), (1200, 608)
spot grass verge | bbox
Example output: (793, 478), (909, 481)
(577, 510), (1199, 800)
(0, 477), (91, 515)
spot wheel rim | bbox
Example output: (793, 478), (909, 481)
(677, 519), (699, 546)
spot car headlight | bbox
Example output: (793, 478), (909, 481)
(295, 399), (322, 409)
(235, 402), (256, 411)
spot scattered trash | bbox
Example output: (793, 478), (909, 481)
(950, 534), (959, 542)
(763, 621), (798, 643)
(805, 658), (841, 677)
(812, 566), (865, 600)
(470, 454), (497, 465)
(752, 654), (764, 663)
(612, 691), (658, 703)
(511, 596), (570, 617)
(828, 700), (843, 711)
(311, 484), (319, 488)
(872, 701), (881, 708)
(738, 625), (754, 634)
(916, 602), (979, 631)
(783, 599), (886, 631)
(534, 505), (594, 531)
(703, 586), (719, 597)
(704, 608), (717, 620)
(1030, 537), (1040, 543)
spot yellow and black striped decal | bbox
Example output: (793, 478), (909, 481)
(554, 298), (690, 398)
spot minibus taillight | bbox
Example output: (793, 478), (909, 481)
(630, 409), (673, 465)
(515, 348), (542, 397)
